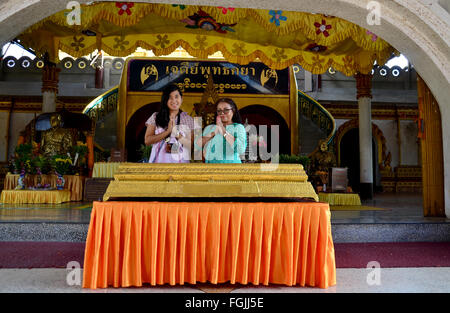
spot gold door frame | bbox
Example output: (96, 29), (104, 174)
(117, 57), (299, 154)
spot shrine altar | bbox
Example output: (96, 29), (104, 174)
(0, 189), (71, 204)
(82, 201), (336, 289)
(92, 162), (121, 178)
(3, 173), (85, 201)
(318, 192), (362, 206)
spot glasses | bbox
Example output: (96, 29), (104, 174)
(217, 108), (233, 115)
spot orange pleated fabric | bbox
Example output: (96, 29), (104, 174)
(82, 201), (336, 289)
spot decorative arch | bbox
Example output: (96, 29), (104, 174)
(239, 104), (291, 155)
(125, 101), (160, 162)
(335, 119), (388, 168)
(0, 0), (449, 215)
(0, 0), (447, 108)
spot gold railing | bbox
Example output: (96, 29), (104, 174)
(298, 91), (336, 152)
(82, 86), (119, 122)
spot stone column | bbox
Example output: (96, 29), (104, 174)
(41, 65), (61, 113)
(356, 73), (373, 199)
(103, 59), (112, 89)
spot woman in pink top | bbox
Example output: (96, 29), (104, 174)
(144, 84), (194, 163)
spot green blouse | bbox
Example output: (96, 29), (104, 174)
(202, 123), (247, 163)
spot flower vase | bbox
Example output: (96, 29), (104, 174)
(36, 168), (42, 189)
(15, 170), (26, 190)
(55, 172), (65, 190)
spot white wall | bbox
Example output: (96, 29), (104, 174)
(7, 112), (35, 158)
(373, 120), (400, 168)
(399, 120), (420, 166)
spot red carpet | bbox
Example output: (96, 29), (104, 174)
(0, 242), (450, 269)
(0, 242), (85, 269)
(334, 242), (450, 268)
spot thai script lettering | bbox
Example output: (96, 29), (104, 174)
(166, 64), (256, 77)
(176, 78), (247, 93)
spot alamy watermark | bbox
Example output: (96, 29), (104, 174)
(66, 261), (81, 286)
(366, 261), (381, 286)
(66, 1), (81, 26)
(367, 1), (382, 26)
(168, 117), (281, 166)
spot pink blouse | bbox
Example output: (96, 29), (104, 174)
(145, 111), (194, 163)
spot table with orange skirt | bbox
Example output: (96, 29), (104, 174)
(82, 201), (336, 289)
(4, 173), (85, 201)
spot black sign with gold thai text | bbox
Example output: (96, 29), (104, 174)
(127, 59), (289, 95)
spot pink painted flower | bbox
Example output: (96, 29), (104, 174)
(366, 30), (378, 42)
(314, 19), (332, 37)
(218, 7), (235, 14)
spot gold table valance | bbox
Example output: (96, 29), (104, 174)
(4, 173), (85, 201)
(0, 190), (72, 204)
(318, 192), (361, 205)
(92, 162), (122, 178)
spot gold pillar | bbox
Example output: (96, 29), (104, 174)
(86, 134), (95, 178)
(417, 76), (445, 217)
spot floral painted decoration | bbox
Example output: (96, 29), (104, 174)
(218, 7), (235, 15)
(366, 30), (378, 42)
(116, 2), (134, 16)
(71, 36), (85, 52)
(314, 19), (332, 37)
(269, 10), (287, 26)
(172, 4), (186, 10)
(306, 43), (327, 52)
(113, 35), (130, 50)
(181, 9), (236, 34)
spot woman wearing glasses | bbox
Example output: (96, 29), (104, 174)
(201, 98), (247, 163)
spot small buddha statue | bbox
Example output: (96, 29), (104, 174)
(40, 113), (75, 158)
(309, 139), (337, 187)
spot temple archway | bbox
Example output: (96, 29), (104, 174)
(335, 119), (388, 168)
(125, 102), (160, 162)
(239, 105), (291, 156)
(1, 0), (449, 216)
(0, 1), (447, 111)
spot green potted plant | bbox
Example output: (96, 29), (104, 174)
(12, 143), (33, 174)
(279, 154), (311, 173)
(51, 155), (72, 175)
(138, 144), (152, 163)
(71, 143), (89, 175)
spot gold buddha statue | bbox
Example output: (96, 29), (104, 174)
(40, 113), (75, 158)
(309, 139), (337, 187)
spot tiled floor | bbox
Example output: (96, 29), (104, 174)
(1, 268), (450, 293)
(0, 193), (448, 225)
(332, 193), (450, 224)
(0, 202), (92, 223)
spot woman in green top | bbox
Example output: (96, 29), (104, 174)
(201, 98), (247, 163)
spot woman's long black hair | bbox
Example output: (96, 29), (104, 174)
(155, 84), (183, 129)
(213, 98), (242, 124)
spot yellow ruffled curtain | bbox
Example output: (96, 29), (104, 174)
(18, 2), (395, 75)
